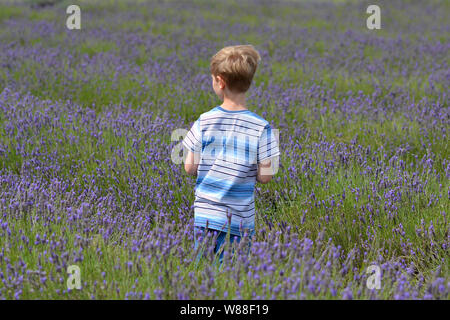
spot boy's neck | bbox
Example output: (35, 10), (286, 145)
(220, 93), (247, 111)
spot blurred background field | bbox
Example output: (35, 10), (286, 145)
(0, 0), (448, 299)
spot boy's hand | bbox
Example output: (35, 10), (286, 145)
(184, 150), (200, 176)
(256, 158), (274, 184)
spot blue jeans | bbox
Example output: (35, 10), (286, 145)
(194, 226), (246, 267)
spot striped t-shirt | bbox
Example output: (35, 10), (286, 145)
(182, 106), (280, 236)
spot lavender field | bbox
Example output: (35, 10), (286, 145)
(0, 0), (449, 300)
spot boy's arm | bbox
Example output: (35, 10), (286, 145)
(256, 123), (280, 184)
(184, 150), (200, 176)
(256, 157), (275, 184)
(182, 118), (202, 176)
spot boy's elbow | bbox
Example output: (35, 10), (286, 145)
(184, 163), (197, 175)
(257, 159), (274, 184)
(257, 175), (273, 184)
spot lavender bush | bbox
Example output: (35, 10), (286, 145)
(0, 0), (448, 299)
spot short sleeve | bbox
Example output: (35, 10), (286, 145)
(182, 119), (202, 153)
(257, 124), (280, 163)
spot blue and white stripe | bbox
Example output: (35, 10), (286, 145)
(183, 106), (279, 236)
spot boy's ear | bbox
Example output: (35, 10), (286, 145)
(217, 75), (226, 88)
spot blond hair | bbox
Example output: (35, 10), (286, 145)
(210, 45), (261, 93)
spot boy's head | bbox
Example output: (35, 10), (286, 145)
(210, 45), (261, 96)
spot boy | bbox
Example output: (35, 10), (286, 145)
(182, 45), (280, 264)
